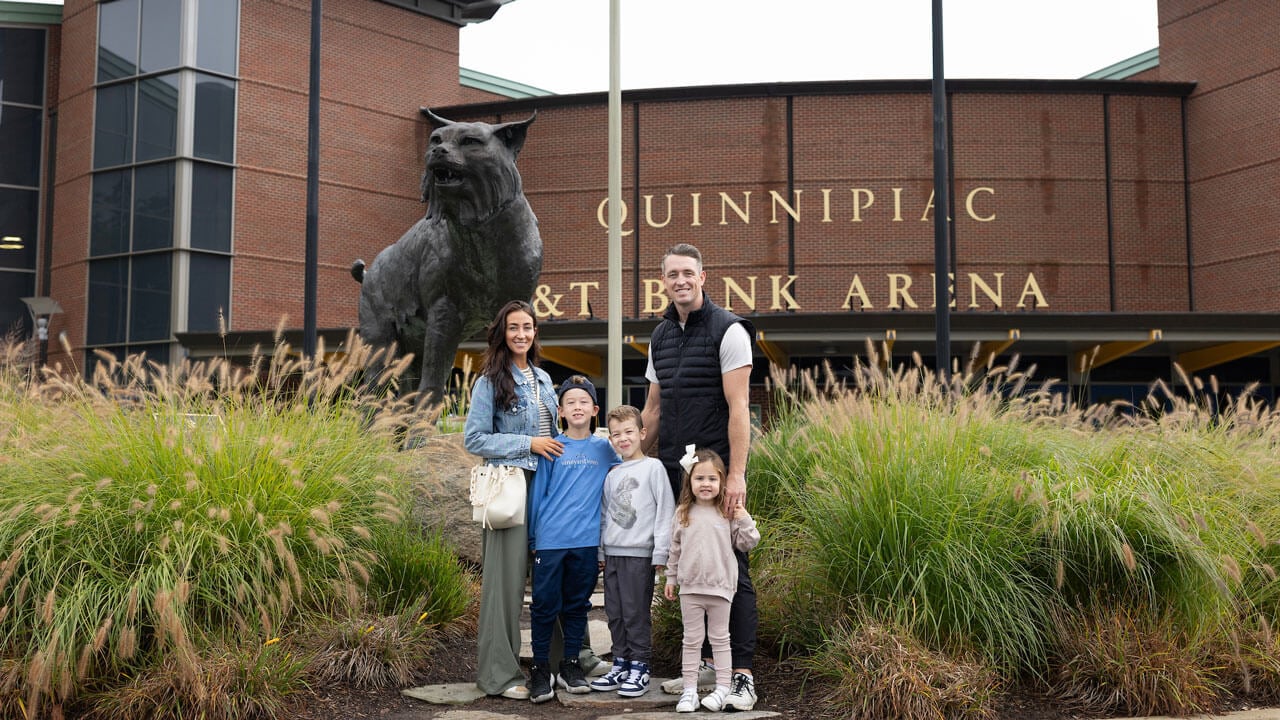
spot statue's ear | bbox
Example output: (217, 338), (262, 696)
(493, 111), (537, 157)
(420, 107), (454, 128)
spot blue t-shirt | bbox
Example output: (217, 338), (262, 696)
(528, 434), (619, 551)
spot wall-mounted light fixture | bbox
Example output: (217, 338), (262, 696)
(0, 236), (24, 250)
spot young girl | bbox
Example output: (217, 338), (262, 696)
(663, 447), (760, 713)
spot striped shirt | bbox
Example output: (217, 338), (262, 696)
(522, 365), (554, 437)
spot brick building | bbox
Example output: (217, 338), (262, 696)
(2, 0), (1279, 406)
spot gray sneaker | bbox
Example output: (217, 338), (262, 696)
(723, 671), (757, 711)
(661, 661), (716, 694)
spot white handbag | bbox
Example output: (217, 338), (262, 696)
(469, 464), (526, 530)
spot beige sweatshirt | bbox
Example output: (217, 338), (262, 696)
(665, 503), (760, 602)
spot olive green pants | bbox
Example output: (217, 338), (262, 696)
(475, 471), (599, 695)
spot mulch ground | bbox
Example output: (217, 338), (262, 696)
(287, 631), (1102, 720)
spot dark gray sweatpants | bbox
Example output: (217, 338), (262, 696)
(602, 555), (656, 664)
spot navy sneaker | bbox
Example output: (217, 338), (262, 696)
(590, 657), (629, 691)
(617, 660), (650, 697)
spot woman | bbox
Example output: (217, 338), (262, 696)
(464, 300), (564, 698)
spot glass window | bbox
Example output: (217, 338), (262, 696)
(139, 0), (182, 73)
(93, 82), (135, 169)
(0, 188), (38, 271)
(136, 73), (179, 162)
(0, 105), (43, 187)
(132, 163), (175, 251)
(130, 342), (170, 365)
(90, 170), (131, 256)
(84, 345), (126, 380)
(129, 253), (171, 342)
(97, 0), (140, 82)
(196, 0), (238, 75)
(193, 73), (235, 162)
(87, 258), (129, 345)
(0, 27), (47, 105)
(0, 271), (35, 337)
(190, 163), (232, 251)
(188, 253), (230, 332)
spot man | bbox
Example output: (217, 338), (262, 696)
(640, 243), (758, 711)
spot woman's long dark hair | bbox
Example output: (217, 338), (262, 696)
(479, 300), (542, 410)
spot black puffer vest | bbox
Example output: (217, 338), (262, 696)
(649, 293), (754, 481)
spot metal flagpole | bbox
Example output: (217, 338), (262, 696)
(931, 0), (951, 382)
(303, 0), (322, 359)
(607, 0), (622, 411)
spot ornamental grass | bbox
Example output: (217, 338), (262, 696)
(749, 344), (1280, 718)
(0, 332), (470, 719)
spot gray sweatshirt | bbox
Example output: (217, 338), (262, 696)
(666, 503), (760, 602)
(599, 456), (675, 565)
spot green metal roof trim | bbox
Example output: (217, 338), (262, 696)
(0, 1), (63, 24)
(1083, 48), (1159, 80)
(460, 67), (553, 98)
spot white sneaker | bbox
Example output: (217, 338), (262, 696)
(675, 688), (699, 713)
(661, 660), (716, 694)
(499, 684), (529, 699)
(701, 685), (730, 712)
(724, 671), (757, 711)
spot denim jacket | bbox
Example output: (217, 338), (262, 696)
(464, 363), (559, 472)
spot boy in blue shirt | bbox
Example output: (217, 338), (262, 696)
(527, 375), (619, 703)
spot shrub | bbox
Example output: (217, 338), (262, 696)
(751, 352), (1280, 712)
(83, 642), (305, 720)
(1050, 602), (1218, 716)
(805, 616), (1001, 720)
(0, 334), (469, 717)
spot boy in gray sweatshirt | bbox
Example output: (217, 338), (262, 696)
(591, 405), (675, 697)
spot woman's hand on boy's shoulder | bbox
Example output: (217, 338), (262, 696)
(530, 436), (564, 460)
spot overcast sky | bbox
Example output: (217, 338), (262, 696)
(460, 0), (1160, 94)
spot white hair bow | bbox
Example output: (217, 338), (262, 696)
(678, 444), (698, 475)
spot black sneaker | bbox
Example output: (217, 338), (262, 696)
(529, 663), (556, 703)
(557, 657), (591, 694)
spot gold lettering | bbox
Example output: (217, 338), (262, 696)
(888, 273), (917, 309)
(928, 273), (957, 309)
(532, 284), (565, 317)
(643, 279), (669, 314)
(1017, 273), (1048, 308)
(719, 191), (751, 225)
(841, 275), (873, 310)
(768, 190), (802, 224)
(966, 187), (995, 222)
(967, 273), (1003, 308)
(821, 188), (833, 223)
(690, 192), (702, 226)
(851, 189), (873, 222)
(770, 275), (800, 310)
(596, 198), (634, 236)
(892, 187), (903, 221)
(723, 276), (757, 311)
(569, 281), (599, 317)
(643, 194), (674, 228)
(919, 191), (951, 222)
